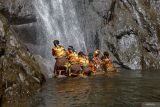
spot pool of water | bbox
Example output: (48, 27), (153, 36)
(3, 70), (160, 107)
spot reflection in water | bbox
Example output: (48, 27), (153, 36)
(2, 70), (160, 107)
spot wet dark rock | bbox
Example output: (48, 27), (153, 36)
(0, 7), (36, 25)
(73, 0), (160, 70)
(0, 12), (45, 102)
(34, 55), (54, 78)
(0, 0), (38, 49)
(0, 1), (36, 25)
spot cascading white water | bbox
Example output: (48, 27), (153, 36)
(33, 0), (87, 77)
(34, 0), (87, 60)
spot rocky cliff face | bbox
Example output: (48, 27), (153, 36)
(0, 0), (39, 53)
(0, 3), (45, 102)
(72, 0), (160, 70)
(1, 0), (160, 71)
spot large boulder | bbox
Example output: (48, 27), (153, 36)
(34, 55), (54, 78)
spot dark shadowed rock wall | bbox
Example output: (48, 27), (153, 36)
(0, 1), (45, 102)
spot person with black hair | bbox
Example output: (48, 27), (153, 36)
(68, 46), (74, 50)
(78, 51), (89, 66)
(101, 51), (109, 60)
(52, 40), (66, 58)
(66, 46), (79, 64)
(52, 40), (68, 77)
(101, 51), (117, 72)
(87, 53), (97, 75)
(78, 51), (94, 76)
(65, 46), (82, 76)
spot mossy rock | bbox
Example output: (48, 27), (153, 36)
(1, 12), (45, 101)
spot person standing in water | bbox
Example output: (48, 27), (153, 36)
(52, 40), (68, 77)
(93, 49), (102, 71)
(66, 46), (81, 76)
(101, 52), (117, 72)
(78, 51), (92, 76)
(66, 46), (79, 64)
(88, 53), (97, 74)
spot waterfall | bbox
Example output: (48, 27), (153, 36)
(34, 0), (87, 61)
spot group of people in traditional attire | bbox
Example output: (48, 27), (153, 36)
(52, 40), (117, 77)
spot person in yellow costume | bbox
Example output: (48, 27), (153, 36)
(52, 40), (68, 77)
(88, 53), (97, 74)
(101, 52), (117, 72)
(66, 46), (82, 76)
(78, 52), (94, 76)
(93, 48), (101, 57)
(93, 48), (102, 71)
(66, 46), (79, 64)
(78, 51), (89, 66)
(52, 40), (66, 58)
